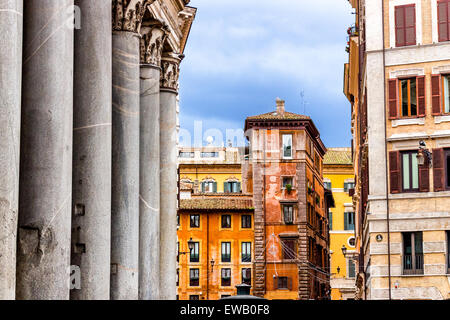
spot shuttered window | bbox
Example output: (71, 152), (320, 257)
(344, 212), (355, 231)
(433, 148), (445, 191)
(274, 277), (292, 290)
(402, 151), (419, 192)
(388, 76), (425, 119)
(395, 5), (416, 47)
(224, 181), (241, 193)
(281, 239), (297, 260)
(443, 75), (450, 113)
(438, 0), (450, 42)
(201, 180), (217, 193)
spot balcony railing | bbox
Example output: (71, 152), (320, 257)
(403, 254), (424, 275)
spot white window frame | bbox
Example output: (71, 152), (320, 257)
(282, 134), (293, 159)
(389, 0), (422, 48)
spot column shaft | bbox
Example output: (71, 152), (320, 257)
(71, 0), (112, 300)
(139, 65), (161, 300)
(17, 0), (74, 300)
(111, 31), (140, 300)
(159, 88), (178, 300)
(0, 0), (23, 300)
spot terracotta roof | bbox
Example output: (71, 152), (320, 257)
(246, 111), (310, 121)
(324, 148), (352, 165)
(179, 198), (254, 210)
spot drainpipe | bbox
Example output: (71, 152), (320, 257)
(381, 0), (393, 300)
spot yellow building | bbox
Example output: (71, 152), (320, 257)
(324, 148), (356, 300)
(178, 146), (242, 195)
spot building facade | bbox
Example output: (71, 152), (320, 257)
(243, 99), (332, 300)
(177, 193), (254, 300)
(345, 0), (450, 300)
(0, 0), (195, 300)
(324, 148), (357, 300)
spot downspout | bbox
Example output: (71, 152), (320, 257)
(381, 0), (393, 300)
(206, 212), (210, 300)
(263, 127), (267, 296)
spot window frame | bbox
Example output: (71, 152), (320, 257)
(282, 134), (293, 159)
(277, 277), (288, 290)
(442, 74), (450, 114)
(347, 259), (356, 279)
(190, 214), (200, 228)
(241, 242), (252, 263)
(242, 268), (252, 285)
(221, 214), (232, 229)
(281, 176), (294, 190)
(189, 241), (200, 263)
(241, 215), (252, 229)
(446, 149), (450, 190)
(282, 204), (295, 225)
(438, 0), (450, 42)
(401, 150), (420, 192)
(281, 238), (297, 261)
(402, 232), (424, 275)
(189, 268), (200, 287)
(395, 4), (417, 47)
(398, 77), (418, 118)
(221, 242), (231, 263)
(221, 268), (232, 287)
(344, 212), (355, 231)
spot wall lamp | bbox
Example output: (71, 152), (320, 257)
(417, 140), (432, 168)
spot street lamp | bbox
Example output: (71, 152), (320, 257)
(210, 258), (215, 271)
(417, 140), (432, 167)
(341, 245), (347, 257)
(337, 266), (341, 274)
(187, 237), (195, 252)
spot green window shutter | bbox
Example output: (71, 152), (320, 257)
(328, 212), (333, 230)
(224, 182), (228, 193)
(344, 212), (348, 230)
(201, 182), (205, 193)
(237, 182), (241, 192)
(213, 182), (217, 193)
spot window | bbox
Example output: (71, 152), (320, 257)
(190, 242), (199, 263)
(344, 182), (355, 192)
(282, 134), (293, 159)
(221, 215), (231, 229)
(344, 212), (355, 231)
(241, 215), (252, 228)
(447, 231), (450, 274)
(402, 151), (419, 192)
(201, 180), (216, 193)
(224, 181), (241, 193)
(179, 151), (194, 158)
(395, 5), (416, 47)
(443, 75), (450, 114)
(221, 268), (231, 287)
(241, 242), (251, 262)
(324, 181), (332, 190)
(277, 277), (288, 289)
(347, 259), (356, 278)
(328, 211), (333, 230)
(189, 295), (200, 300)
(176, 269), (179, 287)
(201, 152), (219, 158)
(282, 177), (294, 189)
(242, 268), (251, 285)
(189, 269), (200, 287)
(282, 204), (294, 225)
(177, 214), (180, 227)
(190, 214), (200, 228)
(399, 78), (417, 117)
(221, 242), (231, 262)
(447, 149), (450, 190)
(281, 238), (297, 260)
(177, 242), (179, 262)
(438, 0), (450, 42)
(403, 232), (424, 275)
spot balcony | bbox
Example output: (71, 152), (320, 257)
(403, 254), (424, 275)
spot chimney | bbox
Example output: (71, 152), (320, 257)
(276, 98), (285, 115)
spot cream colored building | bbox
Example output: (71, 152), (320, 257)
(347, 0), (450, 300)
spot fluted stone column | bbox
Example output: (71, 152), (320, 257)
(138, 25), (166, 300)
(0, 0), (23, 300)
(17, 0), (74, 300)
(70, 0), (112, 300)
(159, 53), (182, 300)
(111, 0), (148, 300)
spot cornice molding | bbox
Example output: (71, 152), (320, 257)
(112, 0), (154, 33)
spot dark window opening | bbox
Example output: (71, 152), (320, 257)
(403, 232), (424, 275)
(190, 214), (200, 228)
(221, 242), (231, 263)
(221, 215), (231, 228)
(221, 268), (231, 287)
(241, 215), (252, 228)
(189, 269), (200, 287)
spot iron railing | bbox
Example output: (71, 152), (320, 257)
(403, 254), (424, 275)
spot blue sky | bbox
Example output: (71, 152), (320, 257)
(179, 0), (354, 148)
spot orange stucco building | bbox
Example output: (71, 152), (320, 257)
(177, 193), (254, 300)
(243, 99), (333, 300)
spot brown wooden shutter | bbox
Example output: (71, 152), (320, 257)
(433, 148), (445, 192)
(417, 76), (426, 116)
(404, 5), (416, 45)
(389, 151), (401, 193)
(273, 277), (278, 290)
(287, 277), (293, 291)
(388, 79), (398, 119)
(438, 1), (449, 42)
(431, 75), (442, 115)
(395, 6), (405, 47)
(418, 162), (430, 193)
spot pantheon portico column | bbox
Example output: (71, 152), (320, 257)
(17, 0), (74, 300)
(159, 53), (182, 300)
(0, 0), (23, 300)
(138, 24), (166, 300)
(111, 0), (149, 300)
(71, 0), (112, 300)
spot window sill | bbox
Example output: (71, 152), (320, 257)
(434, 114), (450, 124)
(391, 118), (425, 127)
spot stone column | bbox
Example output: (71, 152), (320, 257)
(17, 0), (74, 300)
(138, 25), (166, 300)
(0, 0), (23, 300)
(159, 53), (182, 300)
(70, 0), (112, 300)
(110, 0), (147, 300)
